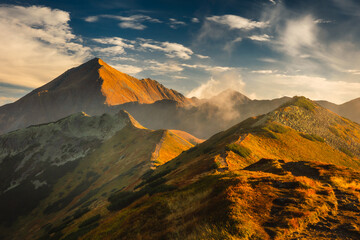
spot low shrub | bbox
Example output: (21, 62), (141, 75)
(300, 133), (325, 142)
(339, 147), (354, 157)
(328, 126), (341, 137)
(266, 123), (288, 133)
(78, 214), (101, 228)
(281, 96), (316, 111)
(62, 222), (99, 240)
(226, 143), (251, 158)
(107, 191), (144, 211)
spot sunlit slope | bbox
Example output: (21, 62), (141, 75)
(98, 59), (189, 105)
(83, 159), (360, 240)
(0, 111), (197, 240)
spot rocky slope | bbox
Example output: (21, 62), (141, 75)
(0, 111), (201, 240)
(0, 58), (191, 135)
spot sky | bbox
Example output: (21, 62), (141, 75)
(1, 0), (360, 105)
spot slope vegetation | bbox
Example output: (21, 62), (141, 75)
(73, 97), (360, 240)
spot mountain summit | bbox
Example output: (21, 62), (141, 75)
(0, 58), (191, 134)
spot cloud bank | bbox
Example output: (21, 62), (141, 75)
(0, 5), (90, 90)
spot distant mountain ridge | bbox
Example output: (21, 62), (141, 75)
(0, 57), (359, 139)
(317, 98), (360, 123)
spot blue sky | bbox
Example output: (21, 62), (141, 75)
(1, 0), (360, 105)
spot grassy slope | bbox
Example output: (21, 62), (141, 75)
(78, 97), (360, 239)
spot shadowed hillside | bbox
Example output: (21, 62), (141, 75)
(0, 110), (201, 240)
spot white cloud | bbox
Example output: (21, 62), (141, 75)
(92, 37), (134, 55)
(280, 15), (317, 56)
(145, 60), (184, 73)
(314, 19), (332, 24)
(140, 40), (193, 59)
(0, 5), (90, 88)
(248, 34), (271, 42)
(84, 16), (99, 22)
(181, 63), (236, 72)
(85, 14), (161, 30)
(251, 70), (275, 74)
(169, 18), (186, 29)
(192, 18), (200, 23)
(187, 69), (245, 99)
(111, 64), (143, 75)
(173, 75), (188, 79)
(269, 0), (276, 4)
(196, 54), (210, 59)
(267, 8), (360, 79)
(206, 14), (268, 30)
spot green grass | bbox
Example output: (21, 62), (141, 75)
(328, 126), (341, 137)
(226, 143), (252, 158)
(339, 147), (354, 157)
(79, 214), (101, 228)
(265, 123), (289, 133)
(282, 96), (316, 111)
(300, 133), (325, 142)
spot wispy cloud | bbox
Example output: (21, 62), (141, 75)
(92, 37), (135, 55)
(85, 14), (161, 30)
(206, 14), (268, 30)
(196, 54), (210, 59)
(169, 18), (186, 29)
(111, 64), (143, 74)
(197, 14), (270, 51)
(251, 69), (275, 74)
(191, 17), (200, 23)
(144, 60), (184, 73)
(140, 39), (193, 59)
(248, 34), (271, 42)
(269, 0), (276, 5)
(187, 69), (245, 99)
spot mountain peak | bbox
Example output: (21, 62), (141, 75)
(0, 58), (192, 134)
(208, 89), (251, 105)
(279, 96), (318, 111)
(254, 96), (360, 158)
